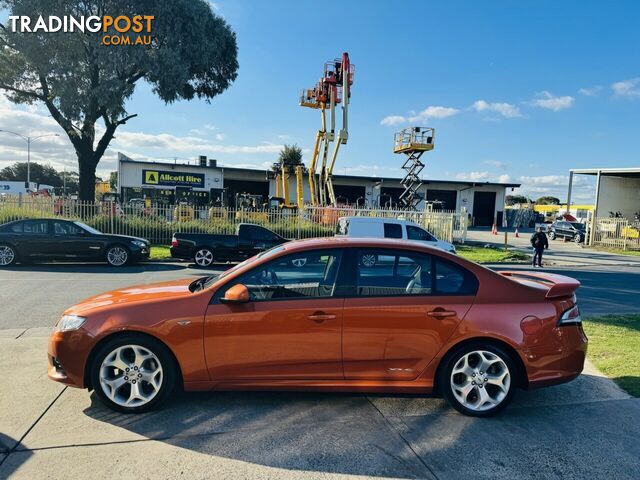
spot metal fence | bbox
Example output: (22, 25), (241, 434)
(0, 196), (467, 245)
(589, 217), (640, 250)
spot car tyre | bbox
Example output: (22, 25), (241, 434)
(91, 334), (177, 414)
(439, 342), (517, 417)
(549, 230), (556, 240)
(574, 233), (583, 244)
(105, 245), (130, 267)
(0, 244), (17, 267)
(194, 247), (215, 267)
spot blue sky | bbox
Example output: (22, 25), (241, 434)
(1, 0), (639, 202)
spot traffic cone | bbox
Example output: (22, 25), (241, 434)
(515, 228), (519, 238)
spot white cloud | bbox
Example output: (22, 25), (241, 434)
(497, 174), (513, 184)
(611, 77), (640, 98)
(528, 91), (575, 111)
(380, 105), (460, 126)
(215, 133), (225, 141)
(578, 86), (602, 97)
(513, 174), (595, 201)
(472, 100), (522, 118)
(484, 160), (509, 169)
(455, 171), (490, 181)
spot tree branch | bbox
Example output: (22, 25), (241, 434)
(0, 84), (45, 101)
(116, 114), (138, 126)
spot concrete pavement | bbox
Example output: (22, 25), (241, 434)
(1, 331), (638, 479)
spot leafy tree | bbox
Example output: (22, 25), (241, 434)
(109, 171), (118, 190)
(505, 194), (531, 206)
(0, 161), (63, 186)
(536, 196), (561, 205)
(0, 0), (238, 200)
(273, 144), (304, 173)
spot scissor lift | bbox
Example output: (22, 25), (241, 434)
(393, 127), (435, 209)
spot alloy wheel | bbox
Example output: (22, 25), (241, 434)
(99, 344), (163, 408)
(361, 254), (377, 267)
(0, 246), (15, 266)
(450, 350), (511, 412)
(194, 249), (214, 266)
(107, 246), (128, 266)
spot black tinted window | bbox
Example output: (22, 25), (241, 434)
(355, 249), (433, 296)
(383, 223), (402, 239)
(407, 225), (436, 242)
(224, 249), (342, 301)
(2, 222), (23, 233)
(53, 221), (83, 235)
(23, 220), (48, 234)
(434, 259), (478, 295)
(245, 226), (279, 242)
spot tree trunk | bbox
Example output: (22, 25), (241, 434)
(78, 156), (96, 202)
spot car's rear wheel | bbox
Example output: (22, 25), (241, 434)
(549, 230), (556, 240)
(440, 343), (516, 417)
(106, 245), (129, 267)
(91, 335), (177, 413)
(0, 244), (17, 267)
(194, 248), (214, 267)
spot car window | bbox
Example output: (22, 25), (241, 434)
(383, 223), (402, 239)
(22, 220), (48, 234)
(245, 226), (279, 242)
(407, 225), (436, 242)
(355, 249), (433, 296)
(219, 249), (343, 301)
(3, 222), (23, 233)
(434, 259), (478, 295)
(53, 221), (83, 235)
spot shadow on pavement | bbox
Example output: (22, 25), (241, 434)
(3, 262), (188, 273)
(0, 433), (32, 477)
(80, 373), (639, 478)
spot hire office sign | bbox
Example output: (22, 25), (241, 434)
(142, 170), (205, 188)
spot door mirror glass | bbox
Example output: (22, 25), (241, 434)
(221, 283), (250, 303)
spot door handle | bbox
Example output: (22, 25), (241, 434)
(427, 309), (457, 319)
(308, 312), (336, 323)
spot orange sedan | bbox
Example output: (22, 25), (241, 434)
(48, 238), (587, 416)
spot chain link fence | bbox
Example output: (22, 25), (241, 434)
(0, 196), (467, 245)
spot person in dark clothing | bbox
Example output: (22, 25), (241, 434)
(530, 227), (549, 267)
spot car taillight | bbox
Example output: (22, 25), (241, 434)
(558, 305), (582, 326)
(171, 236), (178, 248)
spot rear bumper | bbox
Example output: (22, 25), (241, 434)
(170, 246), (192, 260)
(523, 325), (588, 389)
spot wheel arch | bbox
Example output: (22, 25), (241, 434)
(83, 330), (184, 390)
(433, 336), (528, 393)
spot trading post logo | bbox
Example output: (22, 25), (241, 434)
(8, 15), (155, 46)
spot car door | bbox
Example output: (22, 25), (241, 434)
(49, 220), (101, 258)
(203, 248), (345, 381)
(342, 248), (476, 381)
(18, 220), (52, 258)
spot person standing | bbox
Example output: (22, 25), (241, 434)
(530, 227), (549, 267)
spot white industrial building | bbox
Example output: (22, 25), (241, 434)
(117, 154), (520, 226)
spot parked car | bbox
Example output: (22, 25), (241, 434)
(170, 223), (287, 267)
(0, 219), (149, 267)
(549, 220), (586, 244)
(336, 216), (456, 254)
(48, 237), (586, 417)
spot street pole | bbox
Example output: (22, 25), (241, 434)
(27, 137), (31, 187)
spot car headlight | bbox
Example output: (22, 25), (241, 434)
(131, 240), (147, 248)
(56, 315), (87, 332)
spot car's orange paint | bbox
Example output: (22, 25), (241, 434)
(48, 237), (587, 396)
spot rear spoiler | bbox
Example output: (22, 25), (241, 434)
(498, 271), (580, 298)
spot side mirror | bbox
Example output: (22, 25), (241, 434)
(221, 283), (250, 303)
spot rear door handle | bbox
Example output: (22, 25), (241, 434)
(308, 312), (337, 323)
(427, 309), (457, 319)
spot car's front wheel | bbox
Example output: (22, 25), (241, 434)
(91, 335), (177, 413)
(194, 247), (214, 267)
(549, 230), (556, 240)
(440, 343), (517, 417)
(105, 245), (129, 267)
(0, 244), (17, 267)
(574, 233), (583, 244)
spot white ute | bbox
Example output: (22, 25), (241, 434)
(335, 216), (456, 254)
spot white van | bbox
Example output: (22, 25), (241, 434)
(335, 216), (456, 254)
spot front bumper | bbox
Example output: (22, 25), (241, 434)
(523, 325), (588, 389)
(130, 245), (150, 262)
(47, 329), (94, 388)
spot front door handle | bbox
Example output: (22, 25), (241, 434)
(427, 309), (457, 319)
(308, 312), (336, 323)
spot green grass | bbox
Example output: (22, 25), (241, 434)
(583, 315), (640, 397)
(456, 245), (528, 264)
(593, 247), (640, 257)
(150, 245), (171, 260)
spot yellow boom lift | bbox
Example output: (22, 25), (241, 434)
(300, 52), (354, 206)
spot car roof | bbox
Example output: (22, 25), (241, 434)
(280, 236), (440, 252)
(339, 216), (418, 225)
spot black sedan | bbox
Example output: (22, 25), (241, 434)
(0, 218), (149, 267)
(549, 220), (586, 244)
